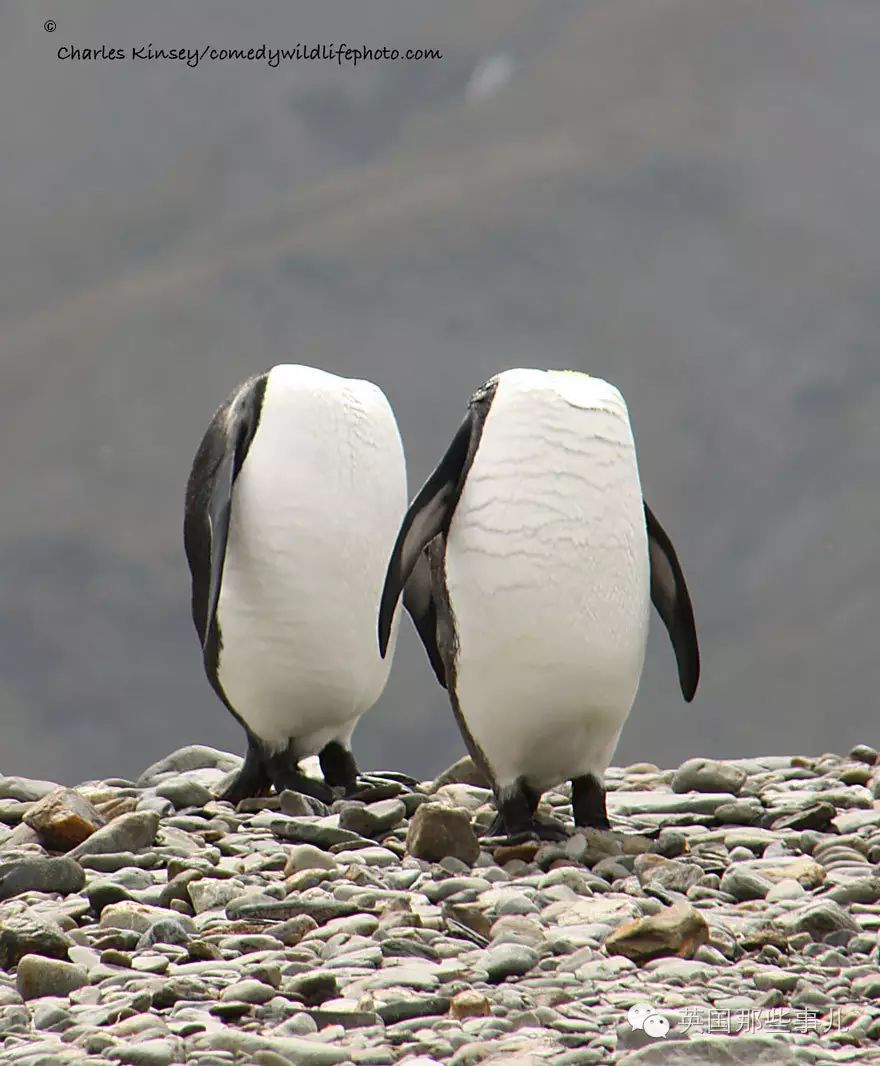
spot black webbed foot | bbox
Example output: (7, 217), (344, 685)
(572, 773), (610, 830)
(218, 734), (272, 804)
(481, 812), (570, 846)
(479, 776), (571, 845)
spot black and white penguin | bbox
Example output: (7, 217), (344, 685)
(185, 364), (409, 804)
(379, 368), (699, 839)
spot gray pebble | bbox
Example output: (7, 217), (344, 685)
(155, 777), (215, 808)
(483, 943), (538, 982)
(16, 954), (88, 1000)
(719, 866), (771, 901)
(0, 857), (85, 902)
(68, 812), (159, 859)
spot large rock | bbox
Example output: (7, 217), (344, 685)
(633, 854), (702, 893)
(0, 777), (60, 802)
(190, 1030), (347, 1065)
(618, 1036), (803, 1065)
(138, 746), (242, 786)
(67, 811), (159, 859)
(0, 857), (85, 902)
(15, 954), (88, 1000)
(604, 902), (709, 963)
(671, 758), (747, 795)
(781, 899), (860, 940)
(430, 756), (490, 791)
(22, 787), (105, 850)
(405, 804), (480, 865)
(0, 914), (74, 968)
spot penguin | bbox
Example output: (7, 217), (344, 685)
(185, 364), (409, 804)
(378, 368), (699, 839)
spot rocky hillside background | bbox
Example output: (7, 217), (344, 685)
(1, 0), (880, 784)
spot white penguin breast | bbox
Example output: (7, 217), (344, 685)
(445, 371), (650, 791)
(216, 366), (406, 754)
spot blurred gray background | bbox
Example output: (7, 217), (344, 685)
(1, 0), (878, 785)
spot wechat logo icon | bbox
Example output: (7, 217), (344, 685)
(628, 1002), (670, 1039)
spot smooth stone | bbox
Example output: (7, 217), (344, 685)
(136, 917), (191, 950)
(753, 967), (800, 992)
(79, 852), (159, 873)
(852, 974), (880, 998)
(221, 979), (276, 1004)
(610, 792), (736, 816)
(110, 1038), (180, 1066)
(616, 1036), (803, 1065)
(604, 902), (709, 962)
(338, 799), (407, 838)
(761, 856), (826, 889)
(31, 997), (73, 1031)
(0, 776), (60, 802)
(430, 757), (490, 791)
(138, 746), (241, 785)
(22, 788), (105, 850)
(722, 828), (779, 852)
(828, 876), (880, 905)
(376, 996), (452, 1024)
(770, 802), (836, 832)
(100, 901), (192, 934)
(271, 817), (363, 849)
(782, 899), (860, 940)
(642, 957), (713, 981)
(0, 857), (85, 902)
(450, 990), (492, 1020)
(672, 759), (747, 796)
(155, 777), (214, 808)
(719, 867), (771, 901)
(849, 744), (878, 765)
(284, 845), (339, 875)
(713, 799), (764, 825)
(0, 914), (73, 968)
(406, 805), (480, 866)
(187, 878), (249, 913)
(15, 954), (88, 1000)
(67, 812), (159, 858)
(765, 878), (805, 902)
(483, 943), (538, 982)
(633, 855), (702, 893)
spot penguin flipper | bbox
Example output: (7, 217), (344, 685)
(378, 409), (478, 657)
(644, 501), (700, 701)
(184, 375), (266, 654)
(403, 548), (447, 688)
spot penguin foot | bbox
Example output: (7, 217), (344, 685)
(571, 773), (610, 830)
(268, 765), (335, 805)
(217, 737), (273, 803)
(482, 811), (569, 844)
(343, 778), (407, 804)
(360, 770), (420, 789)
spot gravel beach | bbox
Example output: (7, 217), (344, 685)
(1, 745), (879, 1065)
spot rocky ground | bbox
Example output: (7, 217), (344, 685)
(1, 746), (880, 1066)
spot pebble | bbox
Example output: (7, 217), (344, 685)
(21, 787), (105, 850)
(671, 758), (747, 795)
(67, 811), (159, 858)
(0, 857), (85, 902)
(719, 866), (771, 901)
(483, 944), (539, 982)
(405, 804), (480, 865)
(338, 799), (407, 838)
(605, 902), (709, 962)
(15, 954), (88, 999)
(2, 744), (878, 1065)
(155, 777), (214, 808)
(0, 776), (60, 802)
